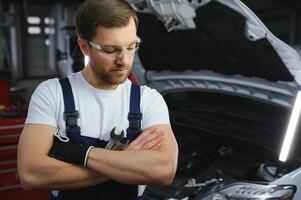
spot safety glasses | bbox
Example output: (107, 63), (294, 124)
(84, 37), (141, 60)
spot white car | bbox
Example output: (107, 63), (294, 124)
(128, 0), (301, 199)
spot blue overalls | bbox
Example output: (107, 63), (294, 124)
(50, 77), (143, 200)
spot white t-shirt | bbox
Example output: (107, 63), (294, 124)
(25, 72), (170, 141)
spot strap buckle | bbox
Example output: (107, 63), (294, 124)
(64, 111), (79, 129)
(128, 113), (142, 130)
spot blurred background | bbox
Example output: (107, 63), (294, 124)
(1, 0), (301, 199)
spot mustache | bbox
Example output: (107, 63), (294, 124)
(111, 66), (128, 71)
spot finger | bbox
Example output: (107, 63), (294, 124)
(132, 129), (153, 144)
(139, 130), (163, 147)
(134, 129), (161, 146)
(143, 135), (164, 150)
(126, 140), (140, 151)
(150, 143), (161, 150)
(127, 129), (163, 151)
(127, 138), (145, 151)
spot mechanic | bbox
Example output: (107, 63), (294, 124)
(17, 0), (178, 199)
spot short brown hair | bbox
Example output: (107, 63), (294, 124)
(75, 0), (138, 41)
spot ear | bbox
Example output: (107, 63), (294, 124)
(77, 37), (90, 56)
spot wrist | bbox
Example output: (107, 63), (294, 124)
(48, 135), (94, 167)
(84, 146), (95, 167)
(86, 147), (107, 169)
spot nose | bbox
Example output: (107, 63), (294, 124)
(115, 50), (132, 65)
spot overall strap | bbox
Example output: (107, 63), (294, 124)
(126, 83), (142, 141)
(127, 83), (145, 199)
(59, 77), (82, 144)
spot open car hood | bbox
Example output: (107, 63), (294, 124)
(127, 1), (301, 199)
(129, 0), (301, 180)
(130, 0), (301, 85)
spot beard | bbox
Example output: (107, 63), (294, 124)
(96, 67), (131, 85)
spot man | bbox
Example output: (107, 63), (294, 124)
(17, 0), (178, 199)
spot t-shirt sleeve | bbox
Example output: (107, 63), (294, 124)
(25, 79), (58, 127)
(140, 86), (170, 130)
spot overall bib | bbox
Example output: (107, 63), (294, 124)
(49, 77), (144, 200)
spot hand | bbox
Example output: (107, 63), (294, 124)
(126, 127), (164, 151)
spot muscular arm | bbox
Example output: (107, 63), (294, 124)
(87, 124), (178, 186)
(17, 124), (108, 190)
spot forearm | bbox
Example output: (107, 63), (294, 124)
(18, 156), (109, 190)
(18, 124), (110, 190)
(87, 148), (177, 186)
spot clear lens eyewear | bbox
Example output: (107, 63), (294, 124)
(85, 37), (141, 60)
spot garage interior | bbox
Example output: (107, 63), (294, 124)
(1, 0), (301, 199)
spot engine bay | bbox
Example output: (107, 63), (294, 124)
(145, 91), (301, 199)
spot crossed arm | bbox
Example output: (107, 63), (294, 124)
(17, 124), (178, 190)
(87, 125), (178, 185)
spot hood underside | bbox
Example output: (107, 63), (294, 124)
(165, 91), (301, 164)
(137, 1), (294, 82)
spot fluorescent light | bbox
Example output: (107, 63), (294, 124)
(27, 16), (40, 24)
(44, 17), (55, 25)
(85, 56), (89, 66)
(279, 91), (301, 162)
(27, 26), (41, 34)
(45, 27), (55, 35)
(45, 39), (50, 46)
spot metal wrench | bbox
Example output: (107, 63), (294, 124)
(105, 127), (128, 150)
